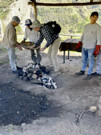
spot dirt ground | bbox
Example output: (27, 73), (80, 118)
(0, 46), (101, 135)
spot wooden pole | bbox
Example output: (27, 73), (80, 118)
(33, 0), (37, 20)
(90, 0), (93, 2)
(28, 0), (37, 19)
(28, 1), (101, 18)
(35, 2), (101, 6)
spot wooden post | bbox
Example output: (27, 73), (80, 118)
(28, 0), (37, 20)
(32, 0), (37, 20)
(90, 0), (93, 3)
(35, 2), (101, 6)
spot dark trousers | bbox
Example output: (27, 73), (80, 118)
(30, 48), (42, 64)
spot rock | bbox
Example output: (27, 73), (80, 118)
(89, 106), (98, 113)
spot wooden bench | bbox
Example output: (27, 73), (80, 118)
(59, 38), (82, 63)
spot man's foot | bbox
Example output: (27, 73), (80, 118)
(12, 70), (18, 74)
(17, 66), (23, 70)
(92, 72), (101, 76)
(37, 63), (41, 67)
(76, 70), (85, 75)
(83, 75), (92, 80)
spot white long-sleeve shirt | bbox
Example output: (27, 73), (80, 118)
(3, 22), (17, 49)
(24, 27), (40, 43)
(80, 23), (101, 49)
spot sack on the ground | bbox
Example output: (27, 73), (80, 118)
(45, 21), (61, 35)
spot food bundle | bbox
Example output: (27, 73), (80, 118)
(17, 63), (57, 89)
(21, 42), (34, 49)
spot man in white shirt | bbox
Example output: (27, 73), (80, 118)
(21, 19), (41, 65)
(76, 12), (101, 80)
(3, 16), (22, 74)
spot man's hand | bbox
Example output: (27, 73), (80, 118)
(21, 40), (25, 44)
(93, 45), (101, 57)
(40, 47), (45, 51)
(17, 45), (23, 50)
(76, 41), (82, 52)
(14, 43), (22, 50)
(27, 45), (35, 50)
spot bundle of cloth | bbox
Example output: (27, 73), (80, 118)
(17, 63), (57, 89)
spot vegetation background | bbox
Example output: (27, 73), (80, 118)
(0, 0), (101, 35)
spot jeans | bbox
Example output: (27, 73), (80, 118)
(30, 48), (42, 64)
(81, 47), (95, 75)
(8, 47), (17, 71)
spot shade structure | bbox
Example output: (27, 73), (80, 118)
(28, 0), (101, 19)
(28, 0), (101, 7)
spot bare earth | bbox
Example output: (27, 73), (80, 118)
(0, 47), (101, 135)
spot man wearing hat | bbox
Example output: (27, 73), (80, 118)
(3, 16), (22, 74)
(28, 20), (61, 74)
(21, 19), (41, 65)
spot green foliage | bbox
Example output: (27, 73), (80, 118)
(1, 0), (101, 34)
(37, 0), (101, 34)
(37, 5), (101, 34)
(0, 0), (14, 19)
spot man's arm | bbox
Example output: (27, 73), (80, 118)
(41, 25), (56, 49)
(80, 30), (84, 42)
(97, 25), (101, 45)
(76, 29), (84, 50)
(21, 28), (28, 43)
(93, 25), (101, 57)
(35, 31), (44, 46)
(27, 31), (44, 50)
(8, 28), (17, 47)
(8, 28), (22, 50)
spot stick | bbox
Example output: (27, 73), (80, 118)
(76, 106), (88, 125)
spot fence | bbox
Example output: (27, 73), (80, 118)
(60, 34), (81, 39)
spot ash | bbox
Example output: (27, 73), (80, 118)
(0, 83), (60, 126)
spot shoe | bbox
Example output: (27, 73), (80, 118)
(37, 63), (41, 67)
(83, 75), (92, 80)
(92, 72), (101, 76)
(17, 66), (23, 70)
(35, 63), (41, 69)
(76, 70), (85, 75)
(12, 70), (18, 74)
